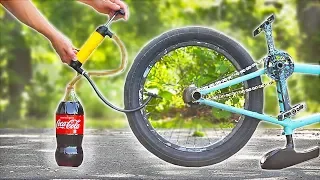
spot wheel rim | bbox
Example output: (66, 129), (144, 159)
(138, 41), (249, 152)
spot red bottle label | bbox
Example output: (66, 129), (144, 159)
(56, 115), (84, 135)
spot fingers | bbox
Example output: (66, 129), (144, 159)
(104, 0), (120, 11)
(64, 48), (77, 64)
(68, 47), (77, 60)
(50, 32), (77, 65)
(59, 47), (76, 65)
(103, 0), (128, 20)
(90, 0), (129, 20)
(73, 48), (79, 54)
(113, 0), (128, 20)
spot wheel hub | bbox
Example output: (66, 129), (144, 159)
(182, 85), (201, 105)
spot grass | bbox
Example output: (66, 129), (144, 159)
(192, 130), (205, 137)
(309, 123), (320, 128)
(0, 118), (128, 129)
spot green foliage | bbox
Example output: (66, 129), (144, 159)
(145, 46), (242, 125)
(25, 71), (56, 118)
(0, 0), (318, 128)
(192, 130), (205, 137)
(212, 109), (232, 120)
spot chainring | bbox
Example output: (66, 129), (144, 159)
(265, 51), (294, 80)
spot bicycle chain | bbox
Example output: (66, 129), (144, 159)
(200, 58), (275, 100)
(207, 81), (274, 100)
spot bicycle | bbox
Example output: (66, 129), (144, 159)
(69, 12), (320, 170)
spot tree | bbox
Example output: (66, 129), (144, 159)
(0, 11), (32, 121)
(296, 0), (320, 107)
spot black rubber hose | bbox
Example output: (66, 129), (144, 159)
(83, 72), (153, 113)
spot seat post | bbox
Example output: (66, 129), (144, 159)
(285, 135), (294, 149)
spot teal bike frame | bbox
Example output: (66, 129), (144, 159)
(196, 15), (320, 135)
(198, 64), (320, 135)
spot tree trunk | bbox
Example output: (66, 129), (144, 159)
(2, 11), (32, 121)
(296, 0), (320, 103)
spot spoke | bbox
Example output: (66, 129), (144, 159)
(168, 117), (181, 142)
(203, 129), (212, 145)
(186, 123), (193, 147)
(176, 118), (184, 144)
(141, 44), (263, 150)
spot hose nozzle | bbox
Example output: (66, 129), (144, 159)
(69, 60), (85, 74)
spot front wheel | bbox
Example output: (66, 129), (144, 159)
(124, 27), (263, 167)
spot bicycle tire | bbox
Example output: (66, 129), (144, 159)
(124, 26), (263, 167)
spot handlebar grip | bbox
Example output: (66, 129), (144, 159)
(253, 14), (275, 37)
(76, 31), (105, 64)
(115, 9), (125, 16)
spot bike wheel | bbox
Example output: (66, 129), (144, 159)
(124, 27), (263, 167)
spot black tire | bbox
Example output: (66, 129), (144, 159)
(124, 27), (263, 167)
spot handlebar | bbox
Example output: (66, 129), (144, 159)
(105, 9), (125, 26)
(73, 9), (125, 66)
(69, 9), (125, 73)
(253, 14), (275, 37)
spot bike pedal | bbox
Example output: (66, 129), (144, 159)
(278, 103), (306, 120)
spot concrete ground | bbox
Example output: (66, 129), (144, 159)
(0, 128), (319, 179)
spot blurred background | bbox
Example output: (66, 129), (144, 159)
(0, 0), (319, 129)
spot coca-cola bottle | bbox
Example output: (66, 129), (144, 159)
(55, 90), (84, 167)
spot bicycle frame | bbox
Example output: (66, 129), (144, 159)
(197, 64), (320, 135)
(196, 15), (320, 135)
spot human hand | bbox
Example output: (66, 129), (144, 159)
(79, 0), (128, 20)
(50, 33), (77, 65)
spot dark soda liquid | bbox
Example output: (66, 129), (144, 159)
(55, 101), (84, 167)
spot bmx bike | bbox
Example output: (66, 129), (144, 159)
(68, 11), (320, 169)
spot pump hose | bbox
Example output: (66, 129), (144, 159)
(66, 34), (158, 112)
(82, 72), (155, 113)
